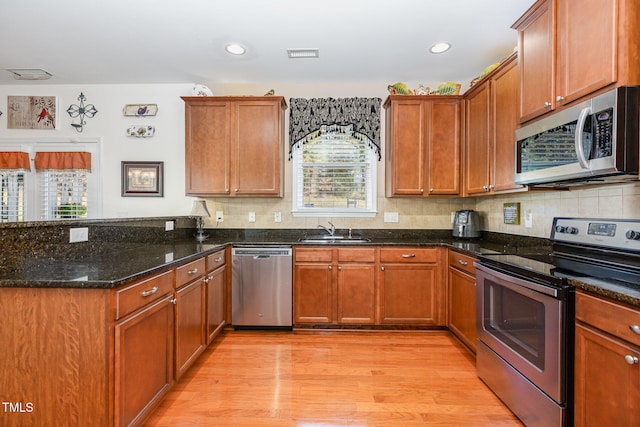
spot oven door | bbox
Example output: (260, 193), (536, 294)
(476, 263), (566, 403)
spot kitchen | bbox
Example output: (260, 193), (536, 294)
(1, 0), (640, 426)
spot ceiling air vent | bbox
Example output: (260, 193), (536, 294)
(6, 68), (53, 80)
(287, 48), (319, 59)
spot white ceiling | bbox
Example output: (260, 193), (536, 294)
(0, 0), (533, 87)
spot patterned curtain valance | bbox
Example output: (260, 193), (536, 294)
(34, 152), (91, 171)
(289, 97), (382, 160)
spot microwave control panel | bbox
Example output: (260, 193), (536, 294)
(593, 108), (614, 157)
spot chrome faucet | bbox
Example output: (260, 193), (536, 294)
(317, 221), (335, 236)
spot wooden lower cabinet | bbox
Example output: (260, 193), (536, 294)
(447, 250), (477, 352)
(205, 266), (226, 344)
(115, 294), (174, 427)
(574, 291), (640, 426)
(294, 261), (334, 323)
(174, 277), (206, 380)
(337, 259), (376, 325)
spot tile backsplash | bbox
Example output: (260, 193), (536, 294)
(200, 181), (640, 238)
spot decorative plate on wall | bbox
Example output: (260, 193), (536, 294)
(126, 125), (155, 137)
(123, 104), (158, 117)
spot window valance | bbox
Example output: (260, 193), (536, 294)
(289, 97), (382, 160)
(34, 152), (91, 171)
(0, 152), (31, 170)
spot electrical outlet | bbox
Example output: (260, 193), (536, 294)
(384, 212), (399, 223)
(164, 220), (174, 231)
(216, 211), (224, 222)
(524, 209), (533, 228)
(248, 212), (256, 223)
(69, 227), (88, 243)
(274, 211), (282, 223)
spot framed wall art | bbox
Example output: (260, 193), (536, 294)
(7, 96), (57, 129)
(121, 161), (164, 197)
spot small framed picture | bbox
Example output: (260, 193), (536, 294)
(121, 161), (164, 197)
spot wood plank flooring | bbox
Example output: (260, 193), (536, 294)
(143, 330), (522, 426)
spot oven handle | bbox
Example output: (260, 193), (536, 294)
(475, 262), (560, 298)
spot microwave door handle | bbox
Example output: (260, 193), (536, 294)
(575, 106), (592, 169)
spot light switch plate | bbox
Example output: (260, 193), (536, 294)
(249, 212), (256, 223)
(274, 211), (282, 223)
(165, 220), (174, 231)
(384, 212), (399, 223)
(69, 227), (88, 243)
(524, 209), (533, 228)
(216, 211), (224, 222)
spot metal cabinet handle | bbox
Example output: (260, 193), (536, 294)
(429, 188), (434, 193)
(234, 188), (238, 192)
(381, 266), (385, 271)
(225, 188), (230, 193)
(328, 265), (332, 270)
(170, 298), (177, 304)
(420, 188), (424, 193)
(544, 101), (552, 108)
(188, 268), (199, 275)
(458, 260), (468, 266)
(402, 254), (416, 258)
(140, 286), (158, 297)
(338, 266), (342, 270)
(215, 257), (223, 262)
(556, 95), (565, 102)
(624, 355), (639, 365)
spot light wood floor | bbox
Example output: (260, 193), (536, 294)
(143, 330), (523, 426)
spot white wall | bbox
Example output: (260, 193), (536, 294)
(1, 81), (637, 235)
(0, 83), (196, 218)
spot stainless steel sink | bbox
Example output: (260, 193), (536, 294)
(298, 236), (371, 244)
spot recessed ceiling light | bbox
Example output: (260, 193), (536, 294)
(225, 43), (246, 55)
(6, 68), (53, 80)
(287, 48), (319, 59)
(429, 42), (451, 54)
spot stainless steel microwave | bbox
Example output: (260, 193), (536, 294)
(515, 86), (640, 187)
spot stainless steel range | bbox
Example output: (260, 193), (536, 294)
(475, 217), (640, 427)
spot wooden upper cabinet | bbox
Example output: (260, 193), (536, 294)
(182, 96), (287, 197)
(464, 54), (524, 196)
(384, 95), (461, 197)
(513, 0), (640, 123)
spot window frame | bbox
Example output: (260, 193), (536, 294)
(0, 137), (102, 222)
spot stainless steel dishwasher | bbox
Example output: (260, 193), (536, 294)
(231, 246), (293, 328)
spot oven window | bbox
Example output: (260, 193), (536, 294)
(484, 279), (545, 370)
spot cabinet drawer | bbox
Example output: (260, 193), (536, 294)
(295, 247), (333, 262)
(448, 250), (476, 276)
(115, 270), (174, 319)
(380, 247), (438, 263)
(337, 247), (375, 263)
(576, 291), (640, 347)
(176, 258), (206, 289)
(206, 249), (226, 272)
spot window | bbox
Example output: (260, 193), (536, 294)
(0, 139), (100, 222)
(289, 97), (382, 217)
(1, 171), (25, 222)
(292, 128), (376, 216)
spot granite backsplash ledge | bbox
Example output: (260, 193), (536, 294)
(0, 217), (196, 270)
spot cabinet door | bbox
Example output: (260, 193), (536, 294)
(232, 101), (283, 196)
(556, 0), (617, 105)
(337, 264), (376, 324)
(115, 295), (174, 427)
(175, 278), (206, 380)
(206, 265), (226, 344)
(427, 99), (460, 195)
(448, 267), (477, 352)
(464, 84), (491, 195)
(516, 0), (555, 122)
(491, 58), (524, 193)
(379, 264), (442, 325)
(294, 263), (334, 324)
(385, 99), (426, 196)
(184, 100), (231, 195)
(574, 324), (640, 427)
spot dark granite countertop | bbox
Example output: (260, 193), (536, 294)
(1, 226), (637, 309)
